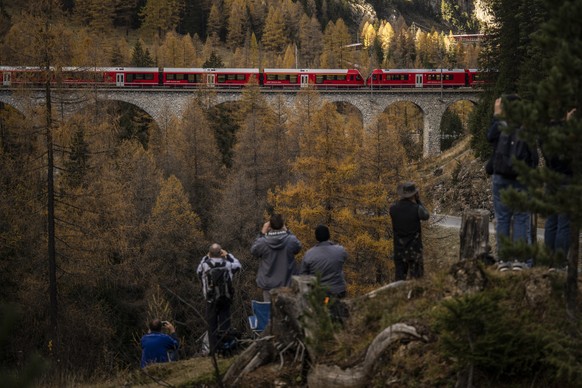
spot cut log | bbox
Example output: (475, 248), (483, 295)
(459, 209), (491, 261)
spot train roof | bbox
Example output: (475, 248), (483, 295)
(263, 68), (360, 74)
(373, 68), (467, 73)
(163, 68), (260, 73)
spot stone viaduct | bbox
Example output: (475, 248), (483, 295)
(0, 88), (481, 157)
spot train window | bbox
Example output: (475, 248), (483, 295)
(267, 74), (277, 81)
(337, 75), (346, 81)
(167, 74), (175, 80)
(187, 74), (196, 82)
(227, 74), (236, 80)
(277, 74), (287, 81)
(372, 74), (379, 81)
(289, 75), (298, 83)
(176, 74), (185, 81)
(127, 74), (134, 82)
(356, 75), (362, 81)
(236, 74), (245, 80)
(145, 73), (154, 80)
(316, 75), (324, 83)
(217, 74), (226, 83)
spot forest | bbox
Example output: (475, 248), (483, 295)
(1, 0), (582, 386)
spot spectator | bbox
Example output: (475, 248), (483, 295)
(487, 95), (538, 264)
(300, 225), (348, 298)
(543, 108), (575, 265)
(197, 243), (241, 356)
(251, 213), (302, 302)
(140, 319), (179, 368)
(389, 182), (430, 281)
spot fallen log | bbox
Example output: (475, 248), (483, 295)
(307, 323), (427, 388)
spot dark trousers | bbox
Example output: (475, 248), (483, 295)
(206, 300), (231, 355)
(394, 247), (424, 281)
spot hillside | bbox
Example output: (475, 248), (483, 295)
(78, 140), (582, 387)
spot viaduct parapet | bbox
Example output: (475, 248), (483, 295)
(0, 88), (481, 157)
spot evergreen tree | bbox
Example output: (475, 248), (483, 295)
(64, 126), (90, 188)
(202, 51), (224, 68)
(506, 0), (582, 318)
(440, 110), (464, 151)
(131, 40), (154, 67)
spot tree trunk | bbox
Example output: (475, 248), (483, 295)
(459, 209), (491, 261)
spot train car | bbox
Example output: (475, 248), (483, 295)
(1, 66), (54, 87)
(367, 68), (471, 88)
(104, 67), (160, 87)
(162, 68), (260, 87)
(466, 68), (485, 87)
(59, 67), (112, 86)
(262, 68), (365, 88)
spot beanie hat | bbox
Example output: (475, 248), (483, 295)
(315, 225), (330, 242)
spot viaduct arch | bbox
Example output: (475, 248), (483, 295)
(0, 88), (481, 157)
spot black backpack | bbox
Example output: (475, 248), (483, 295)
(204, 258), (234, 303)
(492, 128), (537, 179)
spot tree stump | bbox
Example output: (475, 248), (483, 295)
(459, 209), (491, 261)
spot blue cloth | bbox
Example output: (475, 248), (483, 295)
(140, 332), (179, 368)
(492, 174), (530, 258)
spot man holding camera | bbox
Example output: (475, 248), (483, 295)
(251, 213), (302, 302)
(389, 182), (430, 281)
(140, 318), (179, 368)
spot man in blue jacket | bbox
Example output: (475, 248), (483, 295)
(251, 213), (302, 302)
(140, 319), (179, 368)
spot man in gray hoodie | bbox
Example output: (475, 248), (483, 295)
(251, 213), (302, 302)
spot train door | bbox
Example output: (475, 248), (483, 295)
(2, 71), (10, 86)
(415, 73), (423, 88)
(116, 73), (124, 86)
(300, 74), (309, 88)
(207, 74), (216, 87)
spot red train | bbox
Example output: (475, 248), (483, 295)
(0, 66), (482, 89)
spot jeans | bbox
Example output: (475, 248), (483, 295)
(544, 213), (570, 259)
(492, 174), (530, 258)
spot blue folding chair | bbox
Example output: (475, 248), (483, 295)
(248, 300), (271, 338)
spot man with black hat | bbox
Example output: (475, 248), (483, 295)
(300, 225), (348, 298)
(389, 182), (430, 281)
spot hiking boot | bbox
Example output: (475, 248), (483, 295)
(497, 261), (511, 272)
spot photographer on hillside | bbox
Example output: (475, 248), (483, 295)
(140, 318), (179, 368)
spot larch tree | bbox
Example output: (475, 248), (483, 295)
(142, 174), (204, 349)
(207, 2), (223, 40)
(139, 0), (184, 40)
(262, 6), (288, 55)
(211, 80), (286, 248)
(320, 18), (352, 68)
(226, 0), (249, 49)
(165, 99), (224, 232)
(299, 14), (323, 67)
(286, 86), (323, 160)
(272, 103), (391, 293)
